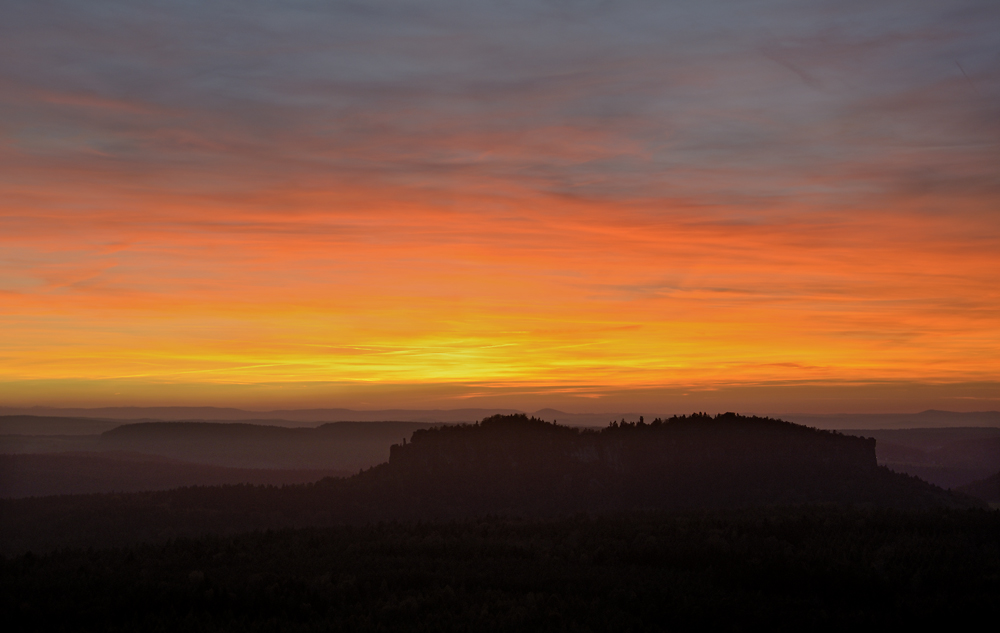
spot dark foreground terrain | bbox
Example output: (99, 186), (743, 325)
(4, 508), (998, 632)
(3, 413), (995, 630)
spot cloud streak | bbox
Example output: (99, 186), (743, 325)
(1, 1), (998, 409)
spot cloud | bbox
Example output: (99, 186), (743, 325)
(2, 1), (995, 200)
(1, 1), (998, 407)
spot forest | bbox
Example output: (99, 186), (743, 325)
(4, 508), (998, 631)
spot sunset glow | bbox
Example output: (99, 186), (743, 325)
(2, 1), (998, 412)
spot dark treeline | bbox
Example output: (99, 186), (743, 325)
(4, 508), (998, 631)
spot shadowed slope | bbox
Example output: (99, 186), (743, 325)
(957, 471), (1000, 503)
(0, 414), (979, 554)
(0, 452), (348, 498)
(97, 421), (438, 470)
(385, 413), (965, 514)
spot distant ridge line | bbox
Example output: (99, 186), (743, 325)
(1, 407), (998, 430)
(0, 407), (526, 424)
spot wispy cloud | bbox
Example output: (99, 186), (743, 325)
(1, 1), (998, 409)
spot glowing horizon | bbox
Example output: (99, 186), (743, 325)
(2, 1), (998, 413)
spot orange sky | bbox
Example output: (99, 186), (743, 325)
(1, 1), (998, 413)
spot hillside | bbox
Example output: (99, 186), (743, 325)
(784, 410), (1000, 430)
(96, 420), (437, 470)
(1, 421), (443, 497)
(0, 413), (980, 555)
(1, 421), (441, 498)
(839, 427), (1000, 488)
(957, 470), (1000, 504)
(0, 415), (122, 436)
(0, 452), (348, 499)
(384, 413), (969, 514)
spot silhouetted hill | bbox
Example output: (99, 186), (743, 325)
(5, 509), (999, 631)
(0, 415), (122, 436)
(2, 420), (445, 472)
(0, 433), (102, 456)
(1, 422), (443, 495)
(839, 427), (1000, 488)
(957, 471), (1000, 503)
(6, 407), (998, 428)
(0, 452), (348, 498)
(384, 413), (970, 514)
(96, 421), (439, 470)
(0, 414), (980, 555)
(840, 426), (1000, 451)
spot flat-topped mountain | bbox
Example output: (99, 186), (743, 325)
(382, 413), (962, 514)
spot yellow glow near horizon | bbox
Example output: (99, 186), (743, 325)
(3, 189), (998, 411)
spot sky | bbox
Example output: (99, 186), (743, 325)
(1, 0), (999, 414)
